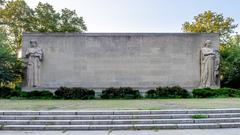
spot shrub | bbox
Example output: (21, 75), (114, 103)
(101, 87), (141, 99)
(192, 88), (215, 98)
(0, 87), (54, 99)
(191, 114), (208, 119)
(146, 86), (190, 98)
(145, 89), (157, 98)
(21, 90), (54, 99)
(55, 87), (95, 99)
(15, 84), (22, 91)
(10, 90), (21, 97)
(192, 87), (240, 98)
(214, 88), (240, 97)
(0, 87), (13, 98)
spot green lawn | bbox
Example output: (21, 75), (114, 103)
(1, 98), (240, 110)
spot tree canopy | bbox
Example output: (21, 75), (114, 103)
(182, 10), (240, 88)
(0, 0), (87, 86)
(182, 10), (237, 44)
(220, 35), (240, 88)
(0, 0), (87, 52)
(0, 28), (21, 85)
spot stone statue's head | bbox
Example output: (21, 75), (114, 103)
(204, 40), (212, 47)
(30, 40), (38, 48)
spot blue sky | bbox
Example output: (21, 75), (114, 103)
(26, 0), (240, 33)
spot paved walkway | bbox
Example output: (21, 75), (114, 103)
(0, 129), (240, 135)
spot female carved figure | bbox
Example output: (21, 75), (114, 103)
(25, 40), (43, 87)
(200, 40), (219, 88)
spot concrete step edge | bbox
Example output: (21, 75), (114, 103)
(2, 109), (240, 115)
(2, 113), (240, 116)
(1, 113), (240, 120)
(2, 118), (240, 125)
(1, 123), (240, 130)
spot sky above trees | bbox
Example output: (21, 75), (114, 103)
(24, 0), (240, 33)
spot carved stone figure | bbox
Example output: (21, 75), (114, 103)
(200, 40), (220, 88)
(25, 40), (43, 87)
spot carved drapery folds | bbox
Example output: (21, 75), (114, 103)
(200, 40), (220, 88)
(25, 40), (43, 87)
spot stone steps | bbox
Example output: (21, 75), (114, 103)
(2, 123), (240, 130)
(1, 109), (240, 130)
(1, 113), (240, 120)
(2, 109), (240, 115)
(2, 118), (240, 125)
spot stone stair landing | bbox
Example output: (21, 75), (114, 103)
(1, 109), (240, 130)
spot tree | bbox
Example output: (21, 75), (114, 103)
(220, 35), (240, 88)
(58, 8), (87, 32)
(0, 0), (5, 6)
(0, 29), (22, 86)
(33, 2), (60, 32)
(0, 0), (87, 87)
(0, 0), (34, 52)
(182, 11), (240, 88)
(33, 3), (87, 32)
(0, 0), (87, 53)
(182, 10), (237, 43)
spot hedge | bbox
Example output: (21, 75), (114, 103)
(145, 86), (190, 98)
(101, 87), (141, 99)
(54, 87), (95, 99)
(0, 87), (54, 99)
(21, 90), (54, 99)
(192, 87), (240, 98)
(1, 86), (240, 99)
(0, 87), (13, 98)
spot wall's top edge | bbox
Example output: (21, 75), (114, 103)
(22, 32), (219, 37)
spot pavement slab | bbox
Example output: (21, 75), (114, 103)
(0, 129), (240, 135)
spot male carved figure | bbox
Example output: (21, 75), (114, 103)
(25, 40), (43, 87)
(200, 40), (219, 88)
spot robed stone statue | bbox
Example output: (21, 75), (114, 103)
(200, 40), (220, 88)
(25, 40), (43, 87)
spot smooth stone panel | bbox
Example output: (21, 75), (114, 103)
(22, 33), (219, 90)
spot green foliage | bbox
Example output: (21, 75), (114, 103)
(14, 84), (21, 91)
(0, 47), (22, 85)
(0, 0), (87, 86)
(192, 87), (240, 98)
(220, 35), (240, 88)
(182, 10), (240, 88)
(0, 29), (22, 85)
(145, 89), (156, 98)
(2, 86), (240, 100)
(33, 2), (87, 33)
(0, 0), (5, 6)
(0, 0), (34, 52)
(21, 90), (54, 99)
(192, 88), (215, 98)
(191, 114), (208, 119)
(0, 87), (13, 98)
(145, 86), (190, 98)
(0, 0), (87, 52)
(33, 2), (60, 32)
(55, 87), (95, 99)
(182, 10), (237, 43)
(101, 87), (141, 99)
(58, 8), (87, 32)
(0, 87), (54, 99)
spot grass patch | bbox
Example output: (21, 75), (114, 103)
(0, 98), (240, 110)
(191, 114), (208, 119)
(0, 124), (4, 130)
(142, 107), (162, 110)
(62, 129), (67, 133)
(108, 128), (113, 135)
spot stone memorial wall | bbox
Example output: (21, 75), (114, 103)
(22, 33), (219, 90)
